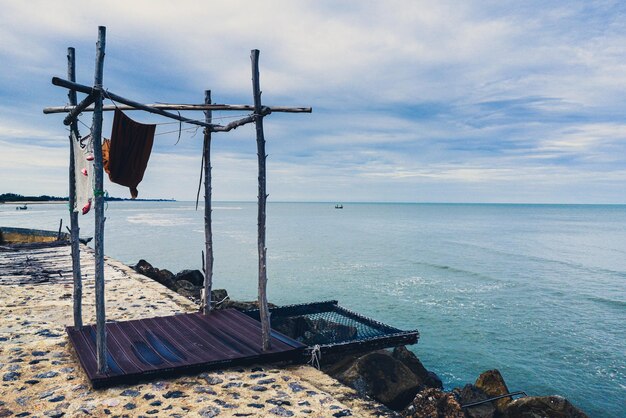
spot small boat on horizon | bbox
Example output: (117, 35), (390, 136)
(15, 204), (27, 210)
(335, 203), (343, 209)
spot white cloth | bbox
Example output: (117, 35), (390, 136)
(72, 133), (94, 214)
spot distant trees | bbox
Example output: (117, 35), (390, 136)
(0, 193), (66, 202)
(0, 193), (175, 203)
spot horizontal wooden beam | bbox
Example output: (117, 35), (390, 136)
(50, 77), (214, 129)
(44, 103), (312, 114)
(63, 91), (97, 126)
(44, 77), (311, 116)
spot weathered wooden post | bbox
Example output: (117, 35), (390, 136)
(251, 49), (271, 350)
(202, 90), (214, 314)
(92, 26), (108, 374)
(67, 47), (83, 330)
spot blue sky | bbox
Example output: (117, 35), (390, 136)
(1, 0), (625, 203)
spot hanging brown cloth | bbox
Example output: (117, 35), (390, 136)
(105, 109), (156, 199)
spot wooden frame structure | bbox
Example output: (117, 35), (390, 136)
(44, 26), (311, 374)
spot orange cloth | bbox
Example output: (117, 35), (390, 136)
(106, 109), (156, 199)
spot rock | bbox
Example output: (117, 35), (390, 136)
(176, 284), (201, 301)
(2, 371), (20, 381)
(120, 389), (140, 397)
(267, 399), (292, 406)
(199, 406), (221, 417)
(288, 382), (305, 393)
(35, 371), (58, 379)
(503, 396), (588, 418)
(269, 406), (294, 417)
(313, 318), (358, 341)
(393, 346), (443, 389)
(36, 329), (62, 338)
(174, 269), (204, 287)
(174, 279), (196, 291)
(102, 398), (120, 407)
(211, 288), (229, 303)
(475, 370), (511, 413)
(402, 388), (465, 418)
(453, 384), (495, 418)
(134, 259), (175, 288)
(48, 395), (65, 402)
(194, 386), (217, 395)
(337, 351), (421, 410)
(220, 299), (277, 311)
(273, 316), (314, 339)
(163, 390), (186, 398)
(201, 374), (224, 385)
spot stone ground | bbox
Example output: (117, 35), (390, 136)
(0, 245), (396, 417)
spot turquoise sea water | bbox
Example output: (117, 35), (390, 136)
(1, 201), (624, 416)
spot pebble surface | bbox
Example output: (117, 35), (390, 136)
(0, 245), (395, 417)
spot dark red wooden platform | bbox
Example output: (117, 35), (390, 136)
(66, 309), (306, 388)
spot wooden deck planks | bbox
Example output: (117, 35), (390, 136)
(67, 309), (306, 388)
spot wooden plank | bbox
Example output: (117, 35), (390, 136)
(142, 317), (206, 363)
(105, 322), (148, 374)
(184, 314), (256, 356)
(169, 314), (245, 358)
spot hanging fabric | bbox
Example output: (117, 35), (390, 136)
(106, 109), (156, 198)
(72, 134), (94, 215)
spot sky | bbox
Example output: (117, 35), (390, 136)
(1, 0), (625, 203)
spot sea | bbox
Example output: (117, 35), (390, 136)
(1, 201), (624, 417)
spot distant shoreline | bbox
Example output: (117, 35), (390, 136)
(1, 193), (175, 204)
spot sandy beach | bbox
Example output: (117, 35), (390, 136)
(0, 244), (394, 417)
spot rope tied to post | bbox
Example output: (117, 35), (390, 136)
(308, 344), (321, 370)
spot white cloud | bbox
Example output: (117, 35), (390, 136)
(1, 0), (625, 202)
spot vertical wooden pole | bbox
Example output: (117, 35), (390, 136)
(68, 47), (83, 330)
(92, 26), (108, 374)
(202, 90), (214, 314)
(251, 49), (271, 351)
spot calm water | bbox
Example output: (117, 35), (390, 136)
(1, 201), (624, 416)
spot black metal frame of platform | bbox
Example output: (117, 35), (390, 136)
(244, 300), (419, 360)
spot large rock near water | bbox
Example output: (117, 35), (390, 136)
(393, 346), (443, 389)
(134, 259), (175, 288)
(475, 369), (511, 413)
(174, 279), (201, 300)
(402, 388), (465, 418)
(503, 396), (588, 418)
(453, 384), (495, 418)
(174, 269), (205, 287)
(337, 351), (421, 410)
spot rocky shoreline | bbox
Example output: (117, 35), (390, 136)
(134, 259), (590, 418)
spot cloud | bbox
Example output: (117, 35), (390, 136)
(0, 1), (625, 202)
